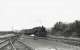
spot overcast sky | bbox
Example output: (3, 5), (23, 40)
(0, 0), (80, 31)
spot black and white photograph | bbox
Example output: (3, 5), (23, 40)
(0, 0), (80, 50)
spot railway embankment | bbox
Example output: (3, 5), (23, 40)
(47, 35), (80, 47)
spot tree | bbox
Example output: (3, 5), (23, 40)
(51, 22), (67, 36)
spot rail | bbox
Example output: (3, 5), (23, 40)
(0, 33), (34, 50)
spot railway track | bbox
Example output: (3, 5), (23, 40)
(0, 39), (34, 50)
(0, 33), (80, 50)
(0, 34), (34, 50)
